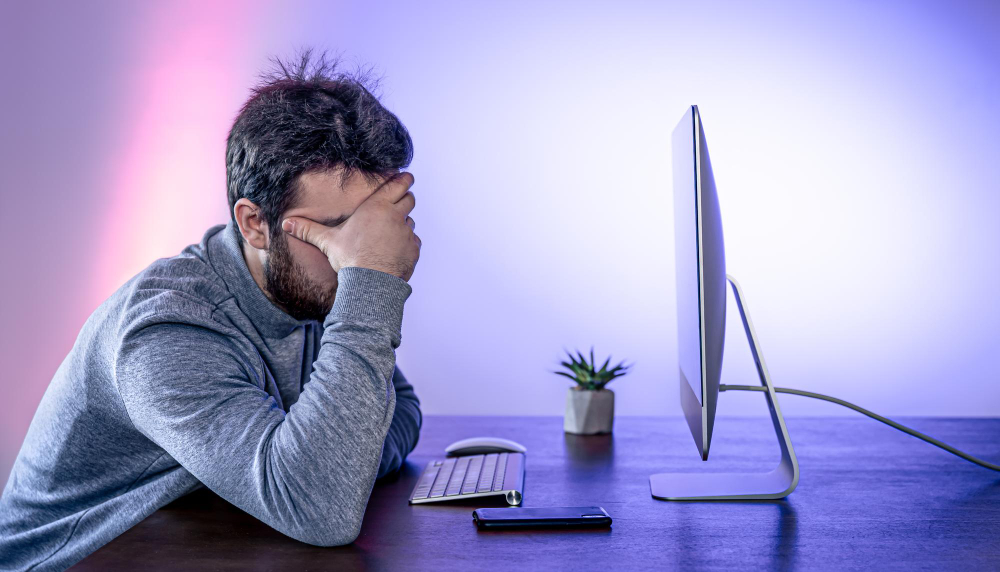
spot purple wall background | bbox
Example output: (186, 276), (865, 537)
(2, 0), (998, 486)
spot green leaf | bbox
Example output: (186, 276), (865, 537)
(554, 371), (580, 383)
(598, 356), (611, 375)
(563, 349), (577, 367)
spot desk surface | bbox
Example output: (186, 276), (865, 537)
(74, 415), (1000, 570)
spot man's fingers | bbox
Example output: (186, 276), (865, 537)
(281, 216), (329, 255)
(374, 171), (414, 204)
(395, 190), (415, 215)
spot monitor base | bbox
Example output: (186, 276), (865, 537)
(650, 274), (800, 500)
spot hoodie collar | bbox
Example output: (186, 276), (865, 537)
(206, 219), (316, 338)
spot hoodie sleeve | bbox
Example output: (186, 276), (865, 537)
(115, 266), (411, 547)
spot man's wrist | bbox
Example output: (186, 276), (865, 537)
(340, 261), (408, 282)
(324, 266), (412, 334)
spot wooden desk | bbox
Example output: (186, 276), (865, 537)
(73, 416), (1000, 570)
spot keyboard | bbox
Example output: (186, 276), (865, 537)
(408, 452), (525, 505)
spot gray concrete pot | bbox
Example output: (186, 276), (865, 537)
(564, 387), (615, 435)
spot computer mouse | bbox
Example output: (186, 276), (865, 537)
(445, 437), (527, 457)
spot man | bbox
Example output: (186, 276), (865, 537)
(0, 49), (422, 570)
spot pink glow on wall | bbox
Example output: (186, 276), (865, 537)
(90, 1), (255, 302)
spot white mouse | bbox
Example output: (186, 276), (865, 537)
(445, 436), (527, 457)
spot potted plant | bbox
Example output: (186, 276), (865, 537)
(554, 347), (632, 435)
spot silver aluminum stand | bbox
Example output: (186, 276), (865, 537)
(649, 274), (800, 500)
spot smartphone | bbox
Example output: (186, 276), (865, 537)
(472, 506), (612, 529)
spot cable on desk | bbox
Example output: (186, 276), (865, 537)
(719, 384), (1000, 472)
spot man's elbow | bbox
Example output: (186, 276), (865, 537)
(285, 514), (363, 547)
(268, 496), (367, 547)
(307, 525), (363, 548)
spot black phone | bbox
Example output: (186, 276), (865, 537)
(472, 506), (612, 529)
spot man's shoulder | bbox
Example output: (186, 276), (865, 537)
(112, 229), (235, 342)
(110, 256), (258, 385)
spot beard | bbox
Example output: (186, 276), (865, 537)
(261, 228), (338, 323)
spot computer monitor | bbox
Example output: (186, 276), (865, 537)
(672, 105), (727, 461)
(649, 105), (800, 500)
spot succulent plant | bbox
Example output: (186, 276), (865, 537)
(554, 346), (632, 391)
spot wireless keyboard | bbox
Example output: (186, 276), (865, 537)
(408, 452), (524, 505)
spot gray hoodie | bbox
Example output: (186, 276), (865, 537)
(0, 219), (420, 571)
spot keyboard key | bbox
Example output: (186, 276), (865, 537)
(411, 463), (440, 500)
(429, 458), (456, 498)
(445, 457), (470, 496)
(493, 452), (508, 491)
(477, 453), (498, 492)
(461, 455), (484, 494)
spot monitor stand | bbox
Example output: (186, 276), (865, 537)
(649, 274), (800, 500)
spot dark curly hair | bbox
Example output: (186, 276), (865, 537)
(226, 47), (413, 246)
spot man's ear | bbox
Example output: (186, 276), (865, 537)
(234, 198), (270, 250)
